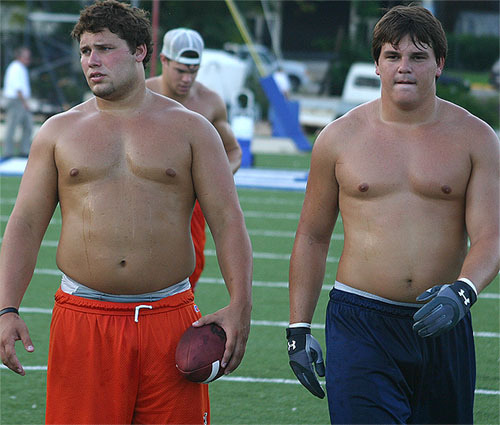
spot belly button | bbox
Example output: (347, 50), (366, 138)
(119, 260), (126, 267)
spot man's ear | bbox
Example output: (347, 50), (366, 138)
(436, 57), (445, 78)
(160, 54), (169, 65)
(135, 43), (147, 63)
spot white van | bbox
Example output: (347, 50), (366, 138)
(336, 62), (381, 116)
(196, 49), (249, 105)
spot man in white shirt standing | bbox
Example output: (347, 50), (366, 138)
(2, 46), (33, 159)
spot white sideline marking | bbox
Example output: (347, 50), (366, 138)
(0, 365), (498, 396)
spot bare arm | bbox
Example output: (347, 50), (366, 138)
(0, 120), (59, 374)
(190, 116), (252, 373)
(458, 123), (500, 292)
(211, 96), (242, 174)
(289, 127), (339, 324)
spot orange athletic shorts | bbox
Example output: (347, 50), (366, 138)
(46, 288), (209, 425)
(190, 200), (206, 290)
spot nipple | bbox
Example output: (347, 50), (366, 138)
(358, 183), (369, 192)
(69, 168), (79, 177)
(441, 185), (452, 194)
(165, 168), (176, 177)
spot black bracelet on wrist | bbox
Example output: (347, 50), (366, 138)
(0, 307), (19, 317)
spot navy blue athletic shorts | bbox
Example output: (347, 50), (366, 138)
(325, 287), (476, 424)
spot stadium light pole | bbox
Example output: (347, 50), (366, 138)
(150, 0), (160, 77)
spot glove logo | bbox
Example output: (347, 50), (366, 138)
(458, 289), (470, 305)
(288, 340), (296, 351)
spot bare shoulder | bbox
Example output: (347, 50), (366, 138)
(440, 99), (499, 154)
(145, 75), (161, 92)
(193, 81), (226, 110)
(150, 90), (220, 141)
(33, 99), (97, 145)
(315, 101), (375, 154)
(193, 81), (222, 102)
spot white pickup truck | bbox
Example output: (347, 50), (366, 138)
(296, 62), (381, 131)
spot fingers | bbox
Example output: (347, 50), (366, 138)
(413, 300), (438, 321)
(194, 307), (250, 375)
(314, 358), (326, 377)
(0, 323), (34, 376)
(223, 335), (247, 374)
(416, 285), (442, 302)
(290, 361), (325, 399)
(413, 303), (454, 337)
(20, 326), (35, 354)
(192, 314), (214, 327)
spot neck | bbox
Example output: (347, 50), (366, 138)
(95, 78), (148, 113)
(379, 94), (440, 126)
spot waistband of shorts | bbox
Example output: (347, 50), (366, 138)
(61, 273), (191, 302)
(330, 281), (421, 318)
(54, 287), (195, 316)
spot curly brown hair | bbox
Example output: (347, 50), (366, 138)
(71, 0), (153, 68)
(372, 5), (447, 65)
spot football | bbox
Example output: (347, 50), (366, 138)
(175, 323), (227, 383)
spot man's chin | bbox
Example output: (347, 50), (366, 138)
(92, 88), (115, 100)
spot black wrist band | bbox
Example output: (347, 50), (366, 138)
(0, 307), (19, 317)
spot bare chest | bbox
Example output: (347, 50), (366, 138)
(336, 131), (471, 200)
(55, 114), (191, 186)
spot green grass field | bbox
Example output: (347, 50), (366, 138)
(0, 153), (499, 424)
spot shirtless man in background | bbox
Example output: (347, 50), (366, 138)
(0, 2), (252, 424)
(286, 5), (499, 424)
(146, 28), (242, 290)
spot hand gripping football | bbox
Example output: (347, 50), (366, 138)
(175, 323), (227, 383)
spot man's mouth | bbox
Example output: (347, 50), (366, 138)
(89, 72), (106, 82)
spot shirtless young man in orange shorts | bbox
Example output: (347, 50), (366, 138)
(147, 28), (242, 291)
(0, 2), (252, 424)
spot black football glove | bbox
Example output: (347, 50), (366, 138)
(286, 326), (325, 398)
(413, 280), (477, 338)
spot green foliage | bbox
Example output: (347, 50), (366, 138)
(447, 34), (499, 71)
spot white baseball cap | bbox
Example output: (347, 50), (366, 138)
(161, 28), (204, 65)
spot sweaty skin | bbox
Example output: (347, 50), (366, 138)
(0, 29), (252, 376)
(289, 35), (499, 323)
(146, 59), (241, 174)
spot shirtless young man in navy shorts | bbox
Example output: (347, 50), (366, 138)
(287, 5), (499, 424)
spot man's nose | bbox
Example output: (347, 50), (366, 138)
(398, 56), (412, 73)
(88, 50), (101, 67)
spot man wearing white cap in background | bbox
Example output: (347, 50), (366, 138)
(147, 28), (242, 292)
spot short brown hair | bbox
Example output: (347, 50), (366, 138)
(371, 5), (447, 65)
(71, 0), (153, 67)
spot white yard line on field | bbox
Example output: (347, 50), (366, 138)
(0, 364), (498, 396)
